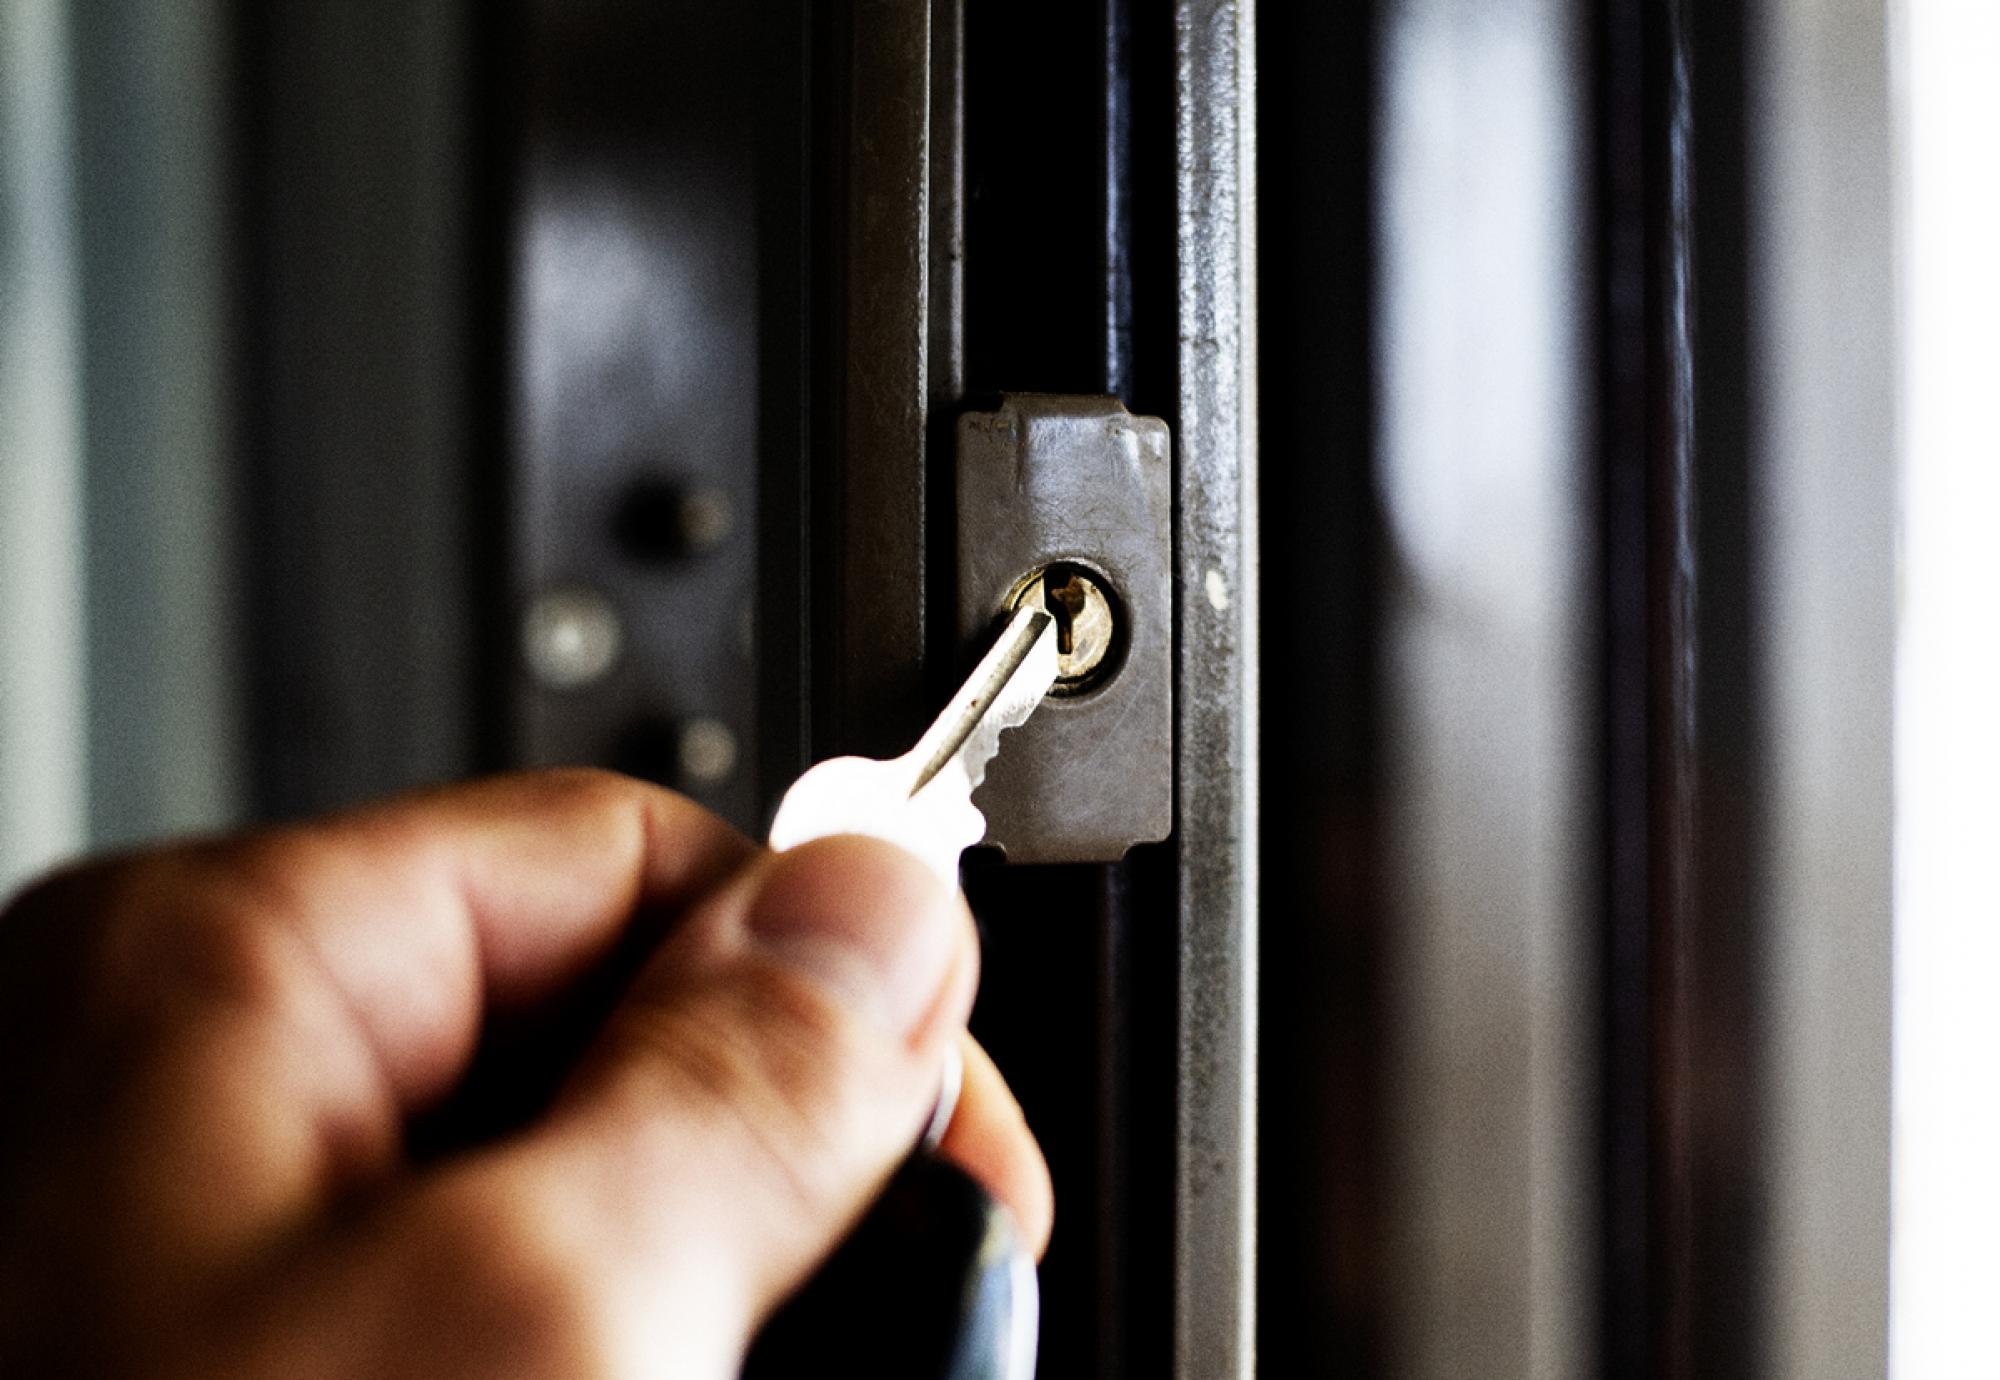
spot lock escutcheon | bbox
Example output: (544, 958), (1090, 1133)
(956, 394), (1173, 863)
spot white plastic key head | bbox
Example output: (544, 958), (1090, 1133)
(767, 605), (1058, 887)
(767, 755), (985, 886)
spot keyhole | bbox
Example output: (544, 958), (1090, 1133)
(1007, 561), (1122, 696)
(1042, 565), (1090, 656)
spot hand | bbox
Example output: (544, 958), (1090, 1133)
(0, 770), (1051, 1378)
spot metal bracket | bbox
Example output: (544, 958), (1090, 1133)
(956, 393), (1173, 862)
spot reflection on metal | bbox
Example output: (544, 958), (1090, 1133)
(957, 395), (1172, 863)
(1600, 0), (1783, 1372)
(1376, 1), (1592, 1377)
(928, 0), (966, 413)
(1172, 2), (1259, 1375)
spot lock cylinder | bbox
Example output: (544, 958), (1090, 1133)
(1006, 562), (1124, 696)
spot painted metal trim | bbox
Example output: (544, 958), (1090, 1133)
(1172, 2), (1258, 1374)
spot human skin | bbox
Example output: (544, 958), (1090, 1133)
(0, 770), (1052, 1378)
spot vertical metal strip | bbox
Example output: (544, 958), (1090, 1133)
(242, 2), (473, 820)
(1595, 0), (1655, 1364)
(71, 0), (240, 846)
(1677, 5), (1773, 1376)
(923, 0), (964, 715)
(1103, 0), (1136, 399)
(834, 0), (934, 756)
(927, 0), (964, 414)
(1254, 1), (1379, 1369)
(1655, 14), (1700, 1374)
(754, 0), (815, 811)
(1600, 1), (1772, 1373)
(1172, 3), (1258, 1375)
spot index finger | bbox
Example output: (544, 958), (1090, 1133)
(7, 769), (755, 1111)
(0, 769), (757, 1284)
(220, 768), (759, 1106)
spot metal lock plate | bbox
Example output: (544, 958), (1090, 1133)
(956, 394), (1173, 862)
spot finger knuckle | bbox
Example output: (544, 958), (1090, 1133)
(521, 765), (680, 816)
(73, 841), (317, 1023)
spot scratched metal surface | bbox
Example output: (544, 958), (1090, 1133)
(1172, 2), (1259, 1375)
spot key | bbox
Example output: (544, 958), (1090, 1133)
(743, 604), (1056, 1380)
(768, 602), (1060, 885)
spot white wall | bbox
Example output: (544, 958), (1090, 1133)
(1890, 3), (2000, 1374)
(0, 1), (88, 895)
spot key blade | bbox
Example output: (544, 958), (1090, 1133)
(906, 604), (1058, 798)
(892, 605), (1055, 878)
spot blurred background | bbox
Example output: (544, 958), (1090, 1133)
(1, 0), (1993, 1376)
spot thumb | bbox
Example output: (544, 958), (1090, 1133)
(524, 835), (976, 1373)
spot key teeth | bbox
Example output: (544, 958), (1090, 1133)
(957, 622), (1058, 839)
(767, 607), (1057, 882)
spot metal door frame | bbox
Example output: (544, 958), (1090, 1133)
(826, 4), (1259, 1375)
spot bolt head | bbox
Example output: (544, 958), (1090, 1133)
(613, 479), (734, 562)
(522, 587), (622, 689)
(677, 717), (739, 787)
(675, 486), (734, 554)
